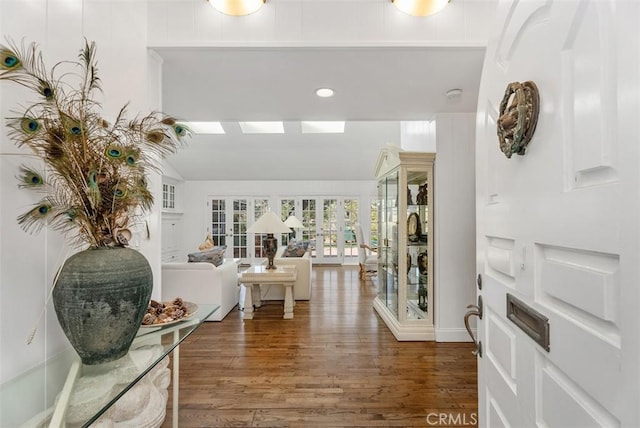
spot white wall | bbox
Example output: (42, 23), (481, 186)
(0, 1), (163, 425)
(433, 113), (476, 341)
(400, 120), (437, 152)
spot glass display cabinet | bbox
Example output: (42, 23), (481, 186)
(374, 148), (435, 341)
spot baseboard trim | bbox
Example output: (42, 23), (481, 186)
(435, 327), (475, 342)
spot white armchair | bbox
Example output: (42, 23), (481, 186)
(355, 223), (377, 280)
(161, 260), (239, 321)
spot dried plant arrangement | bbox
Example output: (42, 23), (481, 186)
(0, 39), (189, 248)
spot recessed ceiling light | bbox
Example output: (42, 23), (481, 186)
(301, 121), (345, 134)
(315, 88), (335, 98)
(239, 121), (284, 134)
(185, 121), (225, 134)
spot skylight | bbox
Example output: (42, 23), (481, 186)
(239, 121), (284, 134)
(301, 121), (345, 134)
(185, 121), (225, 134)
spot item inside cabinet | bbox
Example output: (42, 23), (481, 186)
(416, 184), (428, 205)
(407, 212), (421, 242)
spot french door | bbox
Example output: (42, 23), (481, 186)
(208, 198), (248, 262)
(209, 196), (363, 265)
(300, 197), (359, 265)
(208, 197), (272, 265)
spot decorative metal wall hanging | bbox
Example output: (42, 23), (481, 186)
(497, 81), (540, 158)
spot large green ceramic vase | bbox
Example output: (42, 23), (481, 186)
(52, 247), (153, 365)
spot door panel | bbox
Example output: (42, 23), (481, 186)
(250, 198), (269, 260)
(486, 393), (511, 428)
(301, 198), (317, 258)
(537, 353), (619, 427)
(301, 197), (353, 264)
(477, 0), (639, 426)
(319, 198), (339, 263)
(280, 198), (296, 246)
(343, 198), (359, 262)
(209, 198), (227, 250)
(232, 198), (248, 260)
(209, 197), (249, 262)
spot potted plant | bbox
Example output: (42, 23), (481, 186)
(0, 40), (189, 364)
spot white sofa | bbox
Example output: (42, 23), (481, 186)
(161, 260), (238, 321)
(257, 247), (312, 301)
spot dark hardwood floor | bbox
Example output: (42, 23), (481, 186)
(162, 265), (477, 428)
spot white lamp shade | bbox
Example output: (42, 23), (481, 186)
(392, 0), (449, 16)
(284, 215), (305, 229)
(246, 211), (292, 234)
(208, 0), (266, 16)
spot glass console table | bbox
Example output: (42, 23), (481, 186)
(46, 303), (219, 428)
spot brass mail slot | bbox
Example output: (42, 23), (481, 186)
(506, 294), (550, 352)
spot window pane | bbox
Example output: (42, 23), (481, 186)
(253, 199), (269, 257)
(233, 199), (248, 258)
(210, 199), (226, 247)
(323, 199), (338, 257)
(280, 199), (295, 245)
(344, 199), (359, 257)
(302, 199), (316, 257)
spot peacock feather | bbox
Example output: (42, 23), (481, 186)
(125, 149), (139, 166)
(1, 38), (189, 248)
(20, 117), (41, 134)
(105, 144), (124, 160)
(39, 81), (54, 100)
(17, 202), (52, 233)
(146, 130), (164, 144)
(7, 114), (44, 149)
(1, 48), (20, 70)
(113, 185), (127, 198)
(86, 170), (101, 209)
(173, 124), (187, 137)
(61, 114), (82, 136)
(18, 166), (44, 188)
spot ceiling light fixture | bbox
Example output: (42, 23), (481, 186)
(391, 0), (450, 17)
(446, 88), (462, 99)
(207, 0), (266, 16)
(315, 88), (335, 98)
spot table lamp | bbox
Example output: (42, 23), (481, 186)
(247, 211), (292, 270)
(284, 215), (305, 242)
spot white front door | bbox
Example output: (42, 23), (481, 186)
(476, 1), (639, 426)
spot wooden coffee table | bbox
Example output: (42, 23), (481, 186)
(240, 265), (297, 319)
